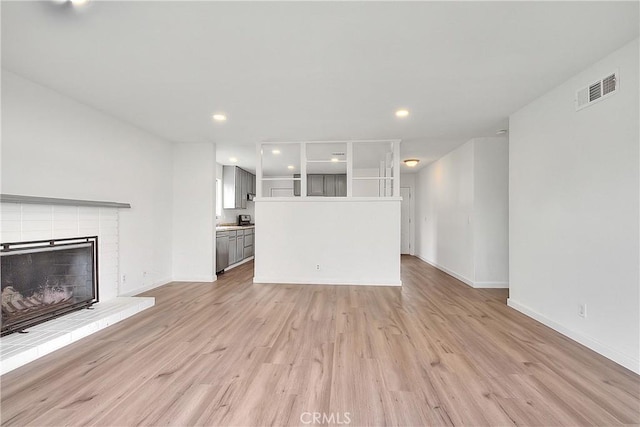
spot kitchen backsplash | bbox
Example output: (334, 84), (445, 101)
(217, 202), (255, 225)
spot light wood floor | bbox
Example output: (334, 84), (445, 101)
(1, 256), (639, 426)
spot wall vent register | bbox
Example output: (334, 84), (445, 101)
(575, 71), (618, 111)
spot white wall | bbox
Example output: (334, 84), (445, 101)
(172, 144), (216, 282)
(254, 199), (401, 285)
(473, 138), (509, 284)
(508, 38), (639, 374)
(416, 141), (475, 282)
(414, 137), (509, 287)
(1, 71), (174, 295)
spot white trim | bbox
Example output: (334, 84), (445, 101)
(416, 255), (475, 287)
(118, 277), (173, 296)
(253, 277), (402, 287)
(416, 255), (508, 289)
(254, 196), (402, 203)
(169, 276), (217, 284)
(473, 281), (509, 289)
(224, 256), (254, 271)
(257, 138), (401, 145)
(507, 298), (640, 375)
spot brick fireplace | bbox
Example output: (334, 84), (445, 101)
(0, 195), (155, 375)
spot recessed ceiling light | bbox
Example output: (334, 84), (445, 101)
(212, 114), (227, 122)
(404, 159), (420, 167)
(69, 0), (89, 5)
(287, 165), (295, 170)
(229, 157), (238, 163)
(272, 149), (281, 154)
(331, 158), (339, 162)
(395, 109), (409, 118)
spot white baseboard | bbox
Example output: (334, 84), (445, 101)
(416, 255), (509, 289)
(224, 256), (254, 271)
(253, 277), (402, 287)
(507, 298), (640, 375)
(119, 277), (173, 297)
(473, 281), (509, 289)
(170, 276), (217, 283)
(416, 255), (475, 287)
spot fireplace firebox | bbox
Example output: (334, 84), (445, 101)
(1, 236), (98, 336)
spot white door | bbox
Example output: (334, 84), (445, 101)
(400, 187), (411, 254)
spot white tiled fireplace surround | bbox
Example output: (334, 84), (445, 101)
(0, 200), (155, 375)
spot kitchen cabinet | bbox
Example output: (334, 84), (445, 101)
(293, 174), (301, 196)
(308, 175), (325, 196)
(216, 227), (255, 271)
(228, 231), (237, 265)
(236, 233), (244, 261)
(296, 174), (347, 197)
(216, 231), (229, 273)
(323, 175), (336, 197)
(223, 166), (256, 209)
(243, 229), (254, 258)
(335, 174), (347, 197)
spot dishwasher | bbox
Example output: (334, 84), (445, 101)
(216, 231), (229, 273)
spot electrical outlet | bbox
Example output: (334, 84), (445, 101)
(316, 264), (320, 270)
(122, 274), (126, 284)
(579, 303), (587, 318)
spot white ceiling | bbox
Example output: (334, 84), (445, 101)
(2, 1), (638, 172)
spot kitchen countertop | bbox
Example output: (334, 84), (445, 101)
(216, 224), (255, 231)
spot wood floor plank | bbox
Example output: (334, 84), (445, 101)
(1, 255), (638, 426)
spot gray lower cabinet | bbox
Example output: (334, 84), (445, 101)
(216, 231), (229, 273)
(236, 233), (244, 262)
(243, 229), (254, 258)
(228, 231), (237, 265)
(216, 227), (255, 271)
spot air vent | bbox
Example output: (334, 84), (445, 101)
(602, 73), (616, 95)
(576, 71), (618, 111)
(589, 82), (602, 102)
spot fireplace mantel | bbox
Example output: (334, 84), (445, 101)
(0, 194), (131, 209)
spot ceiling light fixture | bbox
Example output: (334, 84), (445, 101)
(69, 0), (89, 5)
(229, 157), (238, 163)
(287, 165), (295, 170)
(404, 159), (420, 167)
(331, 158), (339, 162)
(395, 109), (409, 118)
(272, 149), (281, 154)
(212, 114), (227, 122)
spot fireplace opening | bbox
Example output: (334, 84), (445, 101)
(1, 236), (98, 336)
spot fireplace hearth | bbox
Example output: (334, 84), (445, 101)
(1, 236), (98, 336)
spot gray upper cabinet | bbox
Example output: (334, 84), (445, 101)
(335, 174), (347, 197)
(293, 174), (301, 196)
(223, 165), (256, 209)
(323, 175), (336, 197)
(294, 174), (348, 197)
(308, 175), (325, 196)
